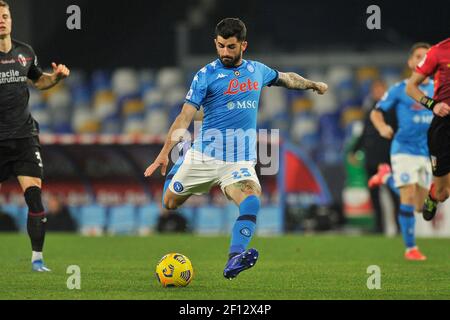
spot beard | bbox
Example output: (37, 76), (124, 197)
(218, 50), (242, 68)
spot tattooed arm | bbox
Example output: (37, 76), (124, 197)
(274, 72), (328, 95)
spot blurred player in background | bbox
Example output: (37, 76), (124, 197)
(406, 38), (450, 222)
(0, 1), (70, 271)
(145, 18), (327, 279)
(369, 43), (433, 260)
(351, 79), (399, 234)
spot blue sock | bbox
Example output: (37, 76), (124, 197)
(386, 176), (400, 196)
(398, 204), (416, 249)
(229, 195), (260, 256)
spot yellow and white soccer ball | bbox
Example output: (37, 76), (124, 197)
(155, 253), (194, 287)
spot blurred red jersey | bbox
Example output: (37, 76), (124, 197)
(416, 38), (450, 105)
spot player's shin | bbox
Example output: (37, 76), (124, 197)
(24, 186), (46, 259)
(398, 204), (416, 249)
(162, 177), (172, 209)
(229, 195), (260, 257)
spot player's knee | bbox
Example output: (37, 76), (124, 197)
(242, 180), (262, 197)
(24, 186), (44, 213)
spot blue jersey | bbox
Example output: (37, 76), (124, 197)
(376, 80), (434, 157)
(185, 59), (278, 162)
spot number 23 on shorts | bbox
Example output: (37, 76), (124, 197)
(232, 168), (252, 179)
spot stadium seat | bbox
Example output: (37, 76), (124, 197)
(93, 90), (116, 120)
(163, 86), (186, 108)
(138, 69), (155, 92)
(223, 204), (283, 235)
(68, 205), (82, 227)
(308, 87), (338, 114)
(47, 88), (72, 133)
(123, 117), (145, 134)
(317, 112), (345, 164)
(381, 67), (402, 87)
(122, 96), (145, 134)
(136, 203), (160, 235)
(2, 205), (28, 232)
(259, 87), (287, 120)
(29, 89), (52, 133)
(178, 206), (196, 231)
(256, 206), (283, 235)
(100, 113), (121, 134)
(63, 69), (86, 90)
(112, 68), (139, 96)
(195, 206), (226, 235)
(72, 106), (100, 133)
(290, 112), (319, 146)
(356, 66), (379, 83)
(2, 203), (21, 218)
(156, 67), (184, 91)
(91, 70), (111, 92)
(143, 88), (164, 110)
(107, 204), (137, 235)
(144, 109), (169, 135)
(270, 112), (290, 133)
(326, 66), (353, 87)
(79, 204), (107, 236)
(223, 204), (239, 234)
(1, 204), (27, 231)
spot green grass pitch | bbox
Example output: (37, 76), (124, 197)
(1, 233), (450, 300)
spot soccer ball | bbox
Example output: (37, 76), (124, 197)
(155, 253), (194, 287)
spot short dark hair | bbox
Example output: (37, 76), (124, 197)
(0, 0), (9, 8)
(409, 42), (431, 56)
(215, 18), (247, 42)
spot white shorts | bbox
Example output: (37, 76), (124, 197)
(391, 154), (432, 189)
(168, 149), (261, 196)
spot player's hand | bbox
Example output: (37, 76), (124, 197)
(144, 154), (169, 177)
(379, 125), (394, 140)
(51, 62), (70, 80)
(312, 82), (328, 95)
(433, 102), (450, 117)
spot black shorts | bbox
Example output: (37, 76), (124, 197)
(0, 136), (44, 183)
(428, 118), (450, 177)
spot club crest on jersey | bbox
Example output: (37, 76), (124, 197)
(17, 54), (27, 67)
(234, 70), (240, 76)
(224, 78), (260, 95)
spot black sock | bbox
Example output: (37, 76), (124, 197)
(27, 213), (46, 252)
(24, 187), (46, 252)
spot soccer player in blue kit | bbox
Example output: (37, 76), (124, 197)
(145, 18), (328, 279)
(369, 43), (434, 261)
